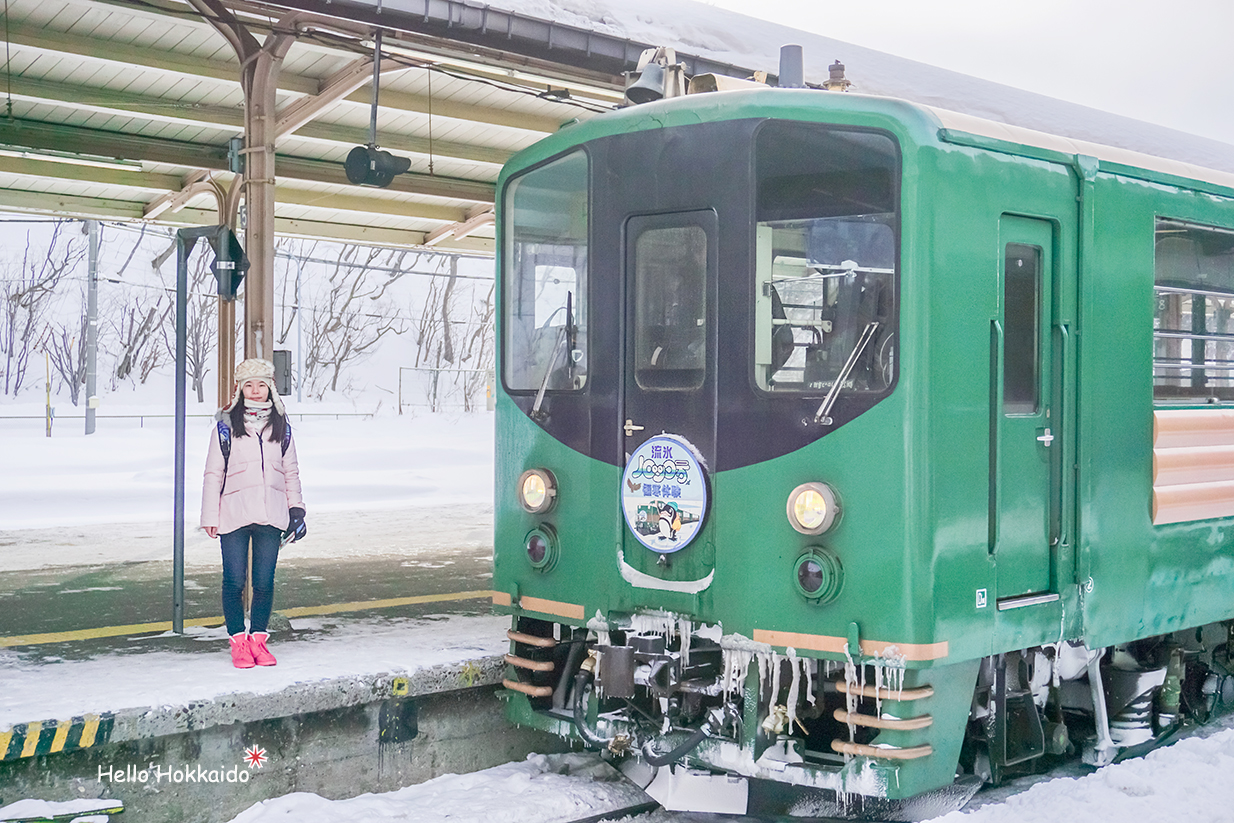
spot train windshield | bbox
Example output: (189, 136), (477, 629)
(503, 150), (589, 392)
(754, 123), (898, 395)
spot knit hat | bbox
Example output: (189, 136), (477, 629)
(226, 358), (285, 414)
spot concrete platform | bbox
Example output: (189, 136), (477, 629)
(0, 510), (570, 822)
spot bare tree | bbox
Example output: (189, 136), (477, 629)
(457, 283), (495, 411)
(411, 261), (450, 368)
(302, 243), (410, 397)
(156, 249), (216, 402)
(46, 312), (88, 405)
(0, 222), (86, 396)
(111, 296), (172, 386)
(406, 255), (494, 411)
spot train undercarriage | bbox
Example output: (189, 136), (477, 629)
(502, 614), (1234, 817)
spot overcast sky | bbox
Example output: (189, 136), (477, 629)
(701, 0), (1232, 146)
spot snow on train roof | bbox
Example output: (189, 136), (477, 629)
(923, 106), (1234, 191)
(488, 0), (1234, 180)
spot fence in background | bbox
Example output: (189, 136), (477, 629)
(0, 411), (375, 429)
(398, 366), (494, 413)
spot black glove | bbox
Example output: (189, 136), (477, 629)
(283, 507), (307, 544)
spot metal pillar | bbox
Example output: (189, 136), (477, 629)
(85, 220), (98, 435)
(173, 225), (248, 634)
(187, 0), (302, 365)
(173, 231), (191, 634)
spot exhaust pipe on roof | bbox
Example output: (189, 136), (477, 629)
(779, 44), (804, 88)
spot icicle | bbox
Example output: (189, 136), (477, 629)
(785, 647), (801, 731)
(769, 650), (782, 706)
(842, 646), (859, 749)
(678, 617), (692, 667)
(719, 634), (771, 703)
(805, 655), (816, 706)
(588, 610), (611, 647)
(723, 648), (754, 701)
(873, 656), (884, 716)
(868, 646), (907, 716)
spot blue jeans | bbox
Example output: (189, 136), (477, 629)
(220, 525), (282, 635)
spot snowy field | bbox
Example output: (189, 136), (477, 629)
(4, 409), (1234, 822)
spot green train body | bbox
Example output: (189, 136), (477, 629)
(491, 84), (1234, 811)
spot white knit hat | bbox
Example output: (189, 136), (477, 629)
(226, 358), (285, 414)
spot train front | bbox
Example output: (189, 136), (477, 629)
(492, 90), (962, 812)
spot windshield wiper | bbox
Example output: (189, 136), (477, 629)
(531, 291), (574, 421)
(813, 321), (880, 425)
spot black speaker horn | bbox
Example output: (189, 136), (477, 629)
(345, 145), (411, 188)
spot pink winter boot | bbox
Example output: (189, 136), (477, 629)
(249, 632), (277, 666)
(229, 634), (255, 669)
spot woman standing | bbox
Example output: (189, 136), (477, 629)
(201, 358), (306, 669)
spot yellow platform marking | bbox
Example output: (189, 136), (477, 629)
(20, 722), (41, 757)
(79, 714), (101, 748)
(752, 628), (949, 661)
(0, 590), (496, 647)
(0, 730), (12, 757)
(49, 720), (71, 753)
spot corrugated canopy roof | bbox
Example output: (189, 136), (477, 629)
(0, 0), (654, 252)
(0, 0), (1228, 255)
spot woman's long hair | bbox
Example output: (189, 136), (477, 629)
(229, 395), (287, 444)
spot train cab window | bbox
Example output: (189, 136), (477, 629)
(503, 150), (589, 392)
(1154, 219), (1234, 404)
(753, 122), (899, 395)
(632, 223), (709, 390)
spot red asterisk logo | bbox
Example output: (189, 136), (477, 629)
(243, 745), (268, 768)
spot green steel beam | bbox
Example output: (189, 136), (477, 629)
(0, 156), (472, 223)
(4, 18), (320, 95)
(295, 121), (512, 167)
(7, 17), (564, 134)
(340, 85), (563, 134)
(7, 76), (511, 167)
(0, 190), (492, 253)
(273, 187), (467, 223)
(0, 189), (146, 220)
(0, 154), (182, 191)
(0, 118), (496, 203)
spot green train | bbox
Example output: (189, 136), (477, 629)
(491, 57), (1234, 815)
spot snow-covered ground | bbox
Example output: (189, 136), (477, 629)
(4, 409), (1234, 822)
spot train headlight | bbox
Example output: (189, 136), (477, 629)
(786, 482), (840, 535)
(518, 469), (557, 514)
(525, 525), (558, 572)
(794, 548), (844, 604)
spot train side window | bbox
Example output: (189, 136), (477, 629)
(1003, 243), (1041, 415)
(503, 151), (589, 392)
(633, 225), (708, 390)
(753, 121), (899, 395)
(1154, 218), (1234, 404)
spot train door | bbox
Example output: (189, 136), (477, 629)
(991, 215), (1057, 600)
(617, 210), (719, 585)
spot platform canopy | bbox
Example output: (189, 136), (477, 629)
(0, 0), (1228, 254)
(0, 0), (721, 252)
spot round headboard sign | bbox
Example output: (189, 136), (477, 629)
(621, 434), (709, 554)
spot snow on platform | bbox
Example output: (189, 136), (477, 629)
(0, 614), (509, 740)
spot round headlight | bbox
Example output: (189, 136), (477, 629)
(794, 548), (844, 604)
(787, 482), (840, 535)
(518, 468), (557, 514)
(525, 525), (558, 572)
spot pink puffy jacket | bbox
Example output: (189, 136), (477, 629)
(200, 419), (305, 535)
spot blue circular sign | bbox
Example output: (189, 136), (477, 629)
(621, 434), (709, 553)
